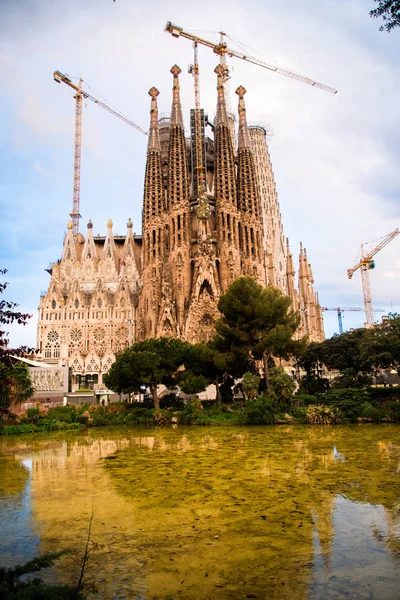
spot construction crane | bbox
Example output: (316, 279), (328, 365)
(54, 71), (147, 240)
(347, 228), (399, 328)
(165, 22), (338, 95)
(321, 306), (385, 335)
(165, 21), (337, 208)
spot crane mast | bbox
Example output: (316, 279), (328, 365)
(347, 228), (399, 328)
(188, 43), (208, 206)
(54, 70), (147, 241)
(71, 79), (83, 240)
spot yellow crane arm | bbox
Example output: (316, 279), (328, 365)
(165, 22), (337, 95)
(347, 227), (399, 279)
(54, 71), (147, 135)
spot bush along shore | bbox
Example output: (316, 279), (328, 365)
(1, 385), (400, 436)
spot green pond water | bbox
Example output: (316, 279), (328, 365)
(1, 425), (400, 599)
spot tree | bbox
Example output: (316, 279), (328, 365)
(103, 337), (191, 409)
(360, 313), (400, 376)
(0, 269), (34, 410)
(0, 362), (34, 410)
(299, 328), (372, 390)
(215, 278), (304, 391)
(241, 371), (260, 400)
(269, 367), (296, 409)
(180, 373), (208, 397)
(183, 342), (232, 405)
(370, 1), (400, 32)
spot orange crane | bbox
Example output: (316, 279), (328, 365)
(347, 228), (399, 328)
(54, 71), (147, 240)
(321, 306), (385, 334)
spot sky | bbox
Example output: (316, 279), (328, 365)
(1, 0), (399, 348)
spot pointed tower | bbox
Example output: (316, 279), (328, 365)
(286, 238), (297, 307)
(298, 242), (309, 336)
(235, 86), (266, 284)
(164, 66), (192, 336)
(139, 87), (165, 339)
(248, 125), (287, 292)
(121, 218), (140, 294)
(99, 219), (118, 282)
(213, 65), (241, 291)
(81, 220), (99, 282)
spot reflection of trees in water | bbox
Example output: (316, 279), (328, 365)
(2, 426), (400, 598)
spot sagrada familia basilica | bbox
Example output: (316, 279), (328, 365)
(36, 64), (324, 388)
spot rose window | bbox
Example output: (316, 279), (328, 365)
(93, 328), (106, 343)
(47, 330), (59, 343)
(114, 326), (129, 353)
(70, 329), (83, 344)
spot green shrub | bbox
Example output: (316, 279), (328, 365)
(47, 406), (76, 423)
(291, 406), (308, 421)
(89, 415), (110, 427)
(76, 414), (89, 426)
(2, 424), (36, 435)
(26, 408), (40, 422)
(152, 409), (172, 426)
(322, 388), (371, 422)
(306, 405), (342, 424)
(359, 401), (380, 421)
(383, 402), (400, 422)
(179, 398), (203, 425)
(241, 396), (277, 425)
(367, 386), (400, 402)
(295, 394), (318, 406)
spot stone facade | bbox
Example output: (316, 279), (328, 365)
(36, 64), (324, 385)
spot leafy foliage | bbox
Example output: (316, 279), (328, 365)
(370, 0), (400, 31)
(241, 371), (260, 400)
(180, 373), (208, 396)
(241, 396), (278, 425)
(0, 269), (35, 410)
(0, 551), (87, 599)
(104, 337), (191, 408)
(360, 313), (400, 376)
(215, 278), (304, 389)
(268, 367), (296, 409)
(305, 405), (342, 425)
(322, 388), (372, 422)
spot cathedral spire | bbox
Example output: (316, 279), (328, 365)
(170, 65), (184, 127)
(236, 85), (251, 150)
(214, 65), (236, 208)
(147, 87), (161, 152)
(215, 64), (229, 127)
(286, 238), (296, 301)
(236, 85), (260, 219)
(143, 87), (163, 223)
(168, 65), (189, 208)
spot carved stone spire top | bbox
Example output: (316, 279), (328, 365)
(236, 85), (250, 149)
(215, 65), (229, 127)
(170, 65), (184, 127)
(147, 87), (161, 152)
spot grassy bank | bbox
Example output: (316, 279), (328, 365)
(1, 387), (400, 436)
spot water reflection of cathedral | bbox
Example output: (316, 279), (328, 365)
(5, 428), (400, 598)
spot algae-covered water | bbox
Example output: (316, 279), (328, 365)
(1, 425), (400, 599)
